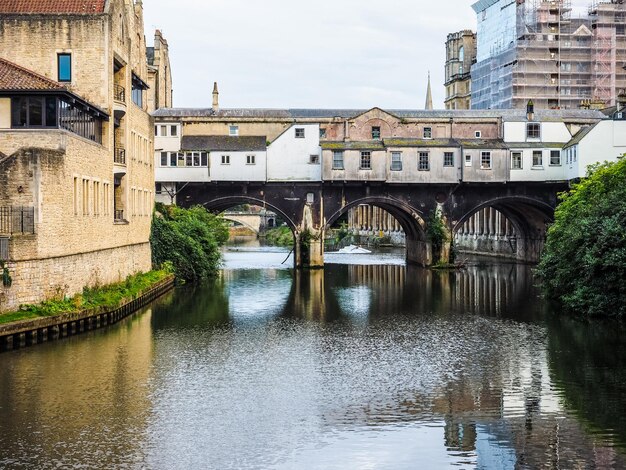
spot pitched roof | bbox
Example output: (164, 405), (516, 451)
(0, 57), (65, 91)
(0, 0), (106, 14)
(563, 124), (597, 148)
(181, 135), (267, 152)
(384, 138), (457, 148)
(153, 107), (607, 122)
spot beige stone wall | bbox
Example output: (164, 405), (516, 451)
(183, 120), (291, 142)
(0, 130), (152, 259)
(0, 0), (155, 312)
(0, 99), (11, 129)
(147, 30), (173, 112)
(0, 242), (151, 312)
(0, 15), (109, 110)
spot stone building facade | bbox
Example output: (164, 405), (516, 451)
(444, 30), (477, 110)
(0, 0), (155, 312)
(147, 29), (173, 113)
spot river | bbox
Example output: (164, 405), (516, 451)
(1, 242), (625, 469)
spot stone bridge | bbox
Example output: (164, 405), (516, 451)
(178, 181), (566, 268)
(222, 211), (276, 234)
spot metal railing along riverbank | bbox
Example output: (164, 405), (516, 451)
(0, 275), (175, 352)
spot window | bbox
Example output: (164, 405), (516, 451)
(511, 152), (522, 169)
(465, 154), (472, 167)
(246, 154), (256, 165)
(201, 152), (208, 166)
(170, 152), (177, 166)
(229, 125), (239, 136)
(177, 152), (185, 167)
(170, 125), (178, 137)
(480, 151), (492, 169)
(360, 151), (371, 169)
(550, 150), (561, 166)
(532, 150), (543, 167)
(295, 128), (305, 138)
(11, 96), (57, 128)
(154, 125), (158, 136)
(423, 127), (432, 139)
(131, 74), (144, 107)
(527, 123), (541, 139)
(57, 53), (71, 82)
(193, 153), (201, 166)
(371, 126), (381, 140)
(444, 152), (454, 167)
(160, 125), (167, 136)
(160, 152), (168, 166)
(332, 150), (344, 170)
(475, 131), (482, 138)
(73, 177), (79, 215)
(391, 152), (402, 171)
(82, 179), (89, 216)
(319, 128), (327, 139)
(573, 146), (577, 162)
(418, 152), (430, 171)
(221, 155), (230, 164)
(309, 154), (320, 164)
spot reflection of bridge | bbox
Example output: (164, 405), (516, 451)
(180, 181), (563, 268)
(222, 211), (276, 234)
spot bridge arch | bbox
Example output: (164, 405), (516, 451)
(202, 196), (298, 232)
(453, 196), (555, 262)
(325, 196), (432, 266)
(221, 215), (261, 235)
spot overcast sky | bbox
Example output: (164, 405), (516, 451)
(142, 1), (478, 110)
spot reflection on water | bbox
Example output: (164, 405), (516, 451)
(1, 250), (625, 469)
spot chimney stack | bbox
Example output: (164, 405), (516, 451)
(212, 82), (219, 112)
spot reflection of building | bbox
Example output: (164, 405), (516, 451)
(470, 0), (626, 110)
(0, 0), (156, 311)
(445, 30), (477, 110)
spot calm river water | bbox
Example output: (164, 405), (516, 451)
(1, 243), (626, 469)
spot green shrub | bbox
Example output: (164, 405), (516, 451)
(263, 226), (294, 246)
(151, 203), (229, 282)
(537, 158), (626, 318)
(0, 270), (170, 325)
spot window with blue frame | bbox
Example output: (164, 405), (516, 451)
(58, 53), (71, 82)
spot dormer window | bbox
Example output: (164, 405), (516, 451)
(371, 126), (381, 140)
(229, 125), (239, 136)
(527, 123), (540, 139)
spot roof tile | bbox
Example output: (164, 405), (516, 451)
(0, 57), (65, 91)
(0, 0), (105, 14)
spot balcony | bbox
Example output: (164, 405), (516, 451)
(114, 84), (126, 103)
(114, 147), (126, 165)
(0, 206), (35, 236)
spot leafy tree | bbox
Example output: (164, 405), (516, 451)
(150, 203), (229, 282)
(537, 158), (626, 317)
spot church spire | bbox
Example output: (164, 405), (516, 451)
(425, 72), (433, 110)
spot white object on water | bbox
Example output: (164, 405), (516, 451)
(335, 244), (371, 254)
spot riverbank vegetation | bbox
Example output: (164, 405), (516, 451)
(537, 158), (626, 318)
(151, 203), (229, 282)
(0, 270), (171, 325)
(262, 226), (294, 246)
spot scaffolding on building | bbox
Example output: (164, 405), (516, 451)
(471, 0), (625, 109)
